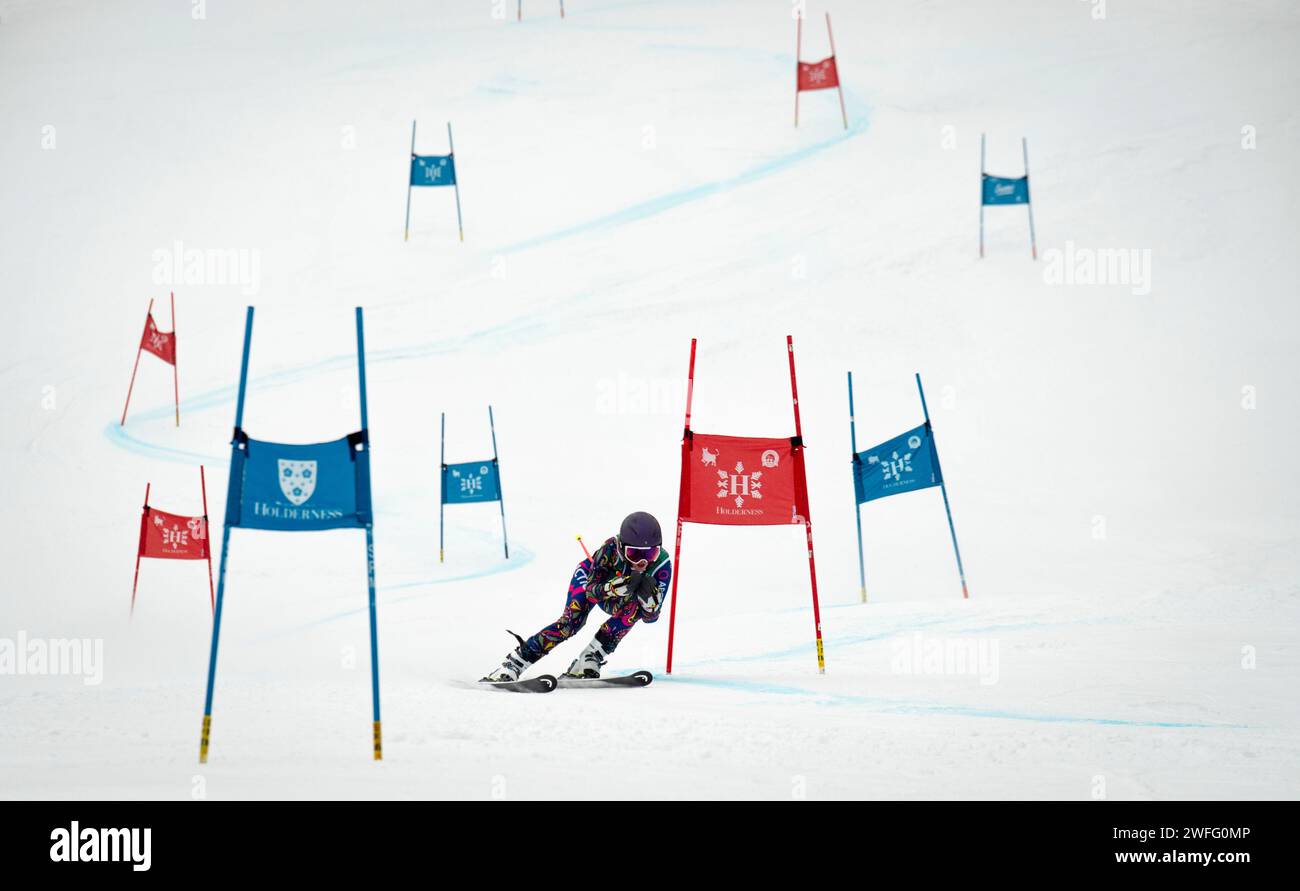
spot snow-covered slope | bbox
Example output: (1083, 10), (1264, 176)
(1, 0), (1297, 799)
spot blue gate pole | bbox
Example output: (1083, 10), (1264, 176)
(489, 405), (509, 559)
(847, 372), (867, 603)
(1023, 136), (1038, 260)
(356, 307), (382, 760)
(404, 120), (416, 242)
(439, 412), (446, 563)
(199, 306), (254, 763)
(916, 373), (969, 599)
(979, 133), (986, 259)
(448, 121), (464, 242)
(199, 526), (232, 763)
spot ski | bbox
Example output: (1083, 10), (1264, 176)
(478, 674), (558, 693)
(556, 670), (653, 689)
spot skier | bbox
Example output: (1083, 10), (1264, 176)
(482, 511), (671, 682)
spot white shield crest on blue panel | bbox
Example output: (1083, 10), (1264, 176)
(278, 459), (317, 506)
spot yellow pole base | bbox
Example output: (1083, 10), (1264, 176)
(373, 721), (383, 761)
(816, 639), (826, 674)
(199, 714), (212, 763)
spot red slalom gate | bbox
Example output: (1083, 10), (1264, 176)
(795, 11), (848, 130)
(121, 292), (180, 427)
(665, 336), (826, 675)
(131, 466), (215, 617)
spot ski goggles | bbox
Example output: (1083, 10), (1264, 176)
(622, 544), (660, 564)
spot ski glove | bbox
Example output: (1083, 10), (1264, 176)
(635, 573), (663, 613)
(595, 575), (634, 600)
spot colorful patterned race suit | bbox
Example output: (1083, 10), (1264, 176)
(522, 536), (672, 660)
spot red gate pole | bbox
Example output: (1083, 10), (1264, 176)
(120, 298), (152, 426)
(794, 12), (802, 127)
(171, 291), (180, 427)
(200, 465), (214, 614)
(826, 13), (848, 131)
(665, 337), (697, 675)
(131, 483), (150, 617)
(787, 335), (826, 674)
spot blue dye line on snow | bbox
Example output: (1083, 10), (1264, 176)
(103, 314), (551, 465)
(687, 615), (959, 666)
(486, 25), (871, 255)
(499, 108), (868, 254)
(664, 611), (1244, 730)
(655, 675), (1242, 730)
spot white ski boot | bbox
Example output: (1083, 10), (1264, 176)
(564, 638), (608, 679)
(481, 632), (534, 682)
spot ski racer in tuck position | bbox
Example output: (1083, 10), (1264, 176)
(482, 511), (671, 681)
